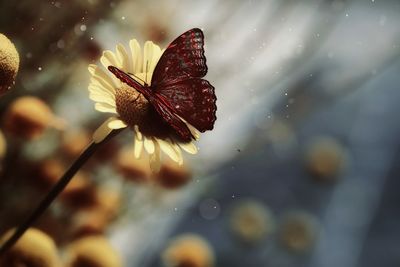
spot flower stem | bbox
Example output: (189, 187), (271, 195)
(0, 128), (124, 256)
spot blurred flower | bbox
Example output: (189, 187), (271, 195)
(0, 129), (7, 160)
(162, 234), (214, 267)
(88, 39), (198, 171)
(153, 159), (192, 189)
(0, 33), (19, 95)
(3, 96), (65, 140)
(71, 188), (121, 237)
(72, 210), (112, 238)
(113, 146), (151, 183)
(61, 130), (91, 159)
(279, 211), (320, 253)
(230, 199), (275, 244)
(65, 235), (122, 267)
(0, 228), (61, 267)
(305, 136), (348, 182)
(33, 158), (94, 206)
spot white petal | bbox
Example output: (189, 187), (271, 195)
(134, 135), (143, 158)
(143, 41), (154, 84)
(157, 138), (180, 163)
(134, 125), (142, 141)
(108, 119), (127, 129)
(88, 64), (117, 90)
(144, 137), (155, 154)
(187, 123), (200, 140)
(93, 117), (116, 143)
(149, 141), (161, 173)
(89, 89), (115, 101)
(88, 83), (115, 97)
(170, 142), (183, 165)
(179, 142), (198, 154)
(95, 103), (117, 114)
(116, 44), (130, 72)
(129, 39), (142, 73)
(89, 92), (115, 106)
(150, 45), (162, 72)
(101, 50), (120, 68)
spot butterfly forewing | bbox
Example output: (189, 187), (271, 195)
(151, 28), (216, 134)
(152, 28), (208, 86)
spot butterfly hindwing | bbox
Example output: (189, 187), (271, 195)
(148, 94), (194, 142)
(154, 78), (216, 132)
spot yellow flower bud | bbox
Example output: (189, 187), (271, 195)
(230, 200), (275, 244)
(305, 136), (348, 182)
(0, 33), (19, 95)
(153, 159), (192, 189)
(0, 228), (61, 267)
(113, 146), (151, 183)
(3, 96), (65, 140)
(279, 211), (320, 253)
(0, 129), (7, 160)
(162, 234), (214, 267)
(65, 236), (122, 267)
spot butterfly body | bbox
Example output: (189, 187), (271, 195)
(108, 28), (216, 143)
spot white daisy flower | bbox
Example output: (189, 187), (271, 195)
(88, 39), (199, 172)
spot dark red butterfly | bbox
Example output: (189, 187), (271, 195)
(108, 28), (216, 143)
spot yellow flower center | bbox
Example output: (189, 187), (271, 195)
(115, 85), (149, 126)
(115, 84), (178, 140)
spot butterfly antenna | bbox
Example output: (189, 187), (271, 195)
(128, 72), (146, 85)
(145, 60), (149, 86)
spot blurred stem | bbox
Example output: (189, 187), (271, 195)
(0, 128), (124, 256)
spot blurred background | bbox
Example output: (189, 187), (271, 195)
(0, 0), (400, 266)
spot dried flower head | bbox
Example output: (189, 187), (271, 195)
(279, 211), (320, 253)
(88, 39), (199, 171)
(3, 96), (65, 139)
(0, 228), (61, 267)
(153, 159), (192, 189)
(305, 136), (347, 182)
(162, 234), (214, 267)
(0, 33), (19, 95)
(230, 200), (275, 244)
(65, 235), (122, 267)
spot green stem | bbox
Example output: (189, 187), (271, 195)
(0, 128), (123, 256)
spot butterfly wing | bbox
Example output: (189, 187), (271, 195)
(152, 28), (208, 85)
(154, 78), (216, 132)
(151, 28), (217, 134)
(108, 66), (152, 99)
(148, 94), (194, 142)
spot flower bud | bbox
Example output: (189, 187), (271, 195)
(65, 236), (122, 267)
(162, 234), (214, 267)
(0, 228), (61, 267)
(153, 159), (192, 189)
(0, 33), (19, 95)
(3, 96), (65, 140)
(230, 200), (275, 244)
(305, 136), (348, 182)
(114, 147), (150, 183)
(279, 211), (320, 253)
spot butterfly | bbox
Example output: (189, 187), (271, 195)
(108, 28), (217, 143)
